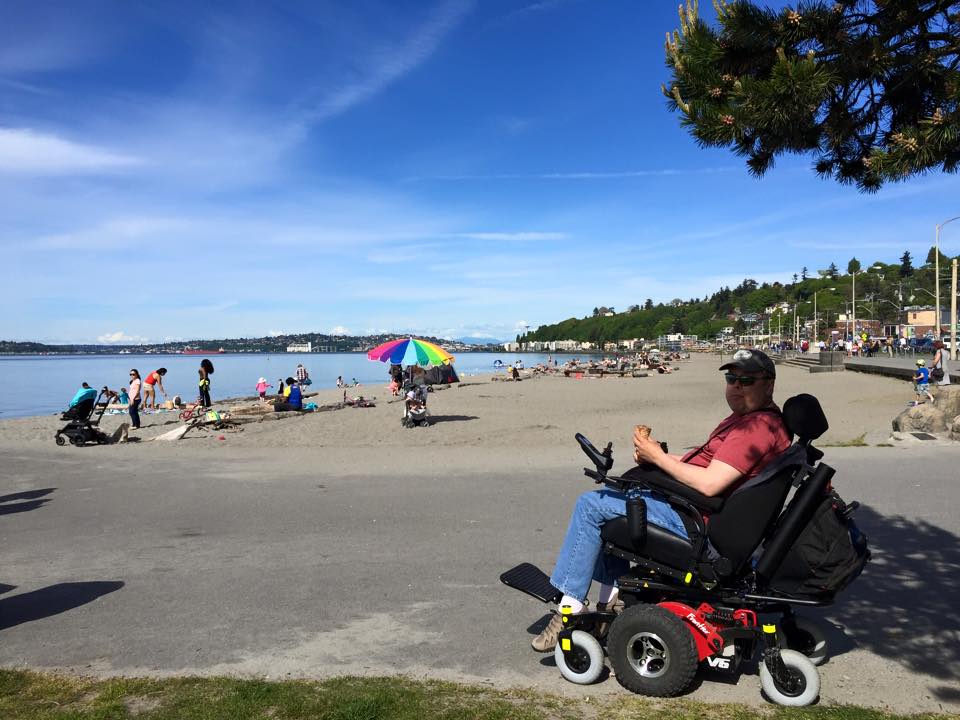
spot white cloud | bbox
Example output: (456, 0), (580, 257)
(97, 331), (148, 344)
(329, 326), (352, 335)
(0, 128), (141, 175)
(407, 168), (737, 182)
(267, 330), (286, 337)
(455, 232), (568, 241)
(300, 0), (472, 125)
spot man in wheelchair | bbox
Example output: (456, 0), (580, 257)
(532, 349), (790, 652)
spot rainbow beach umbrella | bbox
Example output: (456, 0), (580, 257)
(366, 337), (454, 367)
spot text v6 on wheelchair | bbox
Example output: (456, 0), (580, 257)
(500, 394), (869, 706)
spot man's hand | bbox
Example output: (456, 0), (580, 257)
(633, 429), (665, 465)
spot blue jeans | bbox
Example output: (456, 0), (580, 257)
(549, 488), (688, 602)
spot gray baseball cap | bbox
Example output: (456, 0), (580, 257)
(719, 348), (776, 378)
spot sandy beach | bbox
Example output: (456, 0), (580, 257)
(0, 353), (919, 458)
(2, 354), (958, 713)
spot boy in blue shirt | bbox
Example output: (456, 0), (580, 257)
(913, 359), (935, 406)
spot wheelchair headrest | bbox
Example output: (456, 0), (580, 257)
(782, 393), (828, 441)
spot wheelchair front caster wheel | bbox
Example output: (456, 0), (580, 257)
(555, 630), (604, 685)
(760, 649), (820, 706)
(607, 605), (698, 697)
(55, 434), (66, 446)
(784, 615), (829, 666)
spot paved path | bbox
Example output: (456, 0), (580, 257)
(1, 444), (959, 713)
(845, 354), (954, 381)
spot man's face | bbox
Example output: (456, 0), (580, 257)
(724, 368), (775, 415)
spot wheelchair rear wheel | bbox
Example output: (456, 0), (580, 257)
(555, 630), (604, 685)
(606, 605), (698, 697)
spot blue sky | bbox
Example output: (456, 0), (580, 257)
(2, 0), (959, 344)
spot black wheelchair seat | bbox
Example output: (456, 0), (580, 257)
(601, 516), (695, 569)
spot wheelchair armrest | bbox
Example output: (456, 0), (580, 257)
(620, 464), (725, 513)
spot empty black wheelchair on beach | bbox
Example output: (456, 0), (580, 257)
(501, 394), (869, 706)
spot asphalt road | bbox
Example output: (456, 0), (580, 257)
(1, 443), (958, 713)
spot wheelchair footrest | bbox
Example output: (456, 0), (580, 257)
(500, 562), (561, 604)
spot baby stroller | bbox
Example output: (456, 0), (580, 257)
(402, 382), (430, 427)
(55, 387), (111, 447)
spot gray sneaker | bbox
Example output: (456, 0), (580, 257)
(531, 603), (589, 653)
(531, 612), (565, 652)
(596, 598), (625, 613)
(595, 598), (625, 637)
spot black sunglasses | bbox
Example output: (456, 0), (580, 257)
(724, 373), (770, 386)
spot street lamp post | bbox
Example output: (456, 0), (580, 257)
(851, 270), (856, 342)
(935, 216), (960, 340)
(813, 287), (836, 349)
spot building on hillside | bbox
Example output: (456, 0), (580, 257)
(596, 307), (615, 317)
(502, 342), (520, 352)
(619, 338), (643, 350)
(904, 307), (951, 337)
(286, 342), (312, 353)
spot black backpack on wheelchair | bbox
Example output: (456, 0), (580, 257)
(500, 393), (870, 706)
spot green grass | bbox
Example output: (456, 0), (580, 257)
(820, 433), (869, 447)
(0, 670), (950, 720)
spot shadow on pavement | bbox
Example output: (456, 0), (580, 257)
(0, 488), (55, 516)
(827, 504), (960, 702)
(0, 489), (56, 503)
(0, 581), (124, 631)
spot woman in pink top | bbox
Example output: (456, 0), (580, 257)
(128, 369), (142, 429)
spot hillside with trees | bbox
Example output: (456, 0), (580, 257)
(521, 248), (956, 344)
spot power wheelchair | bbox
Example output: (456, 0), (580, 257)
(501, 394), (869, 706)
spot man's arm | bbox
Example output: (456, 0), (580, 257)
(633, 430), (743, 497)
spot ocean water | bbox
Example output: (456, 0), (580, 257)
(0, 352), (567, 419)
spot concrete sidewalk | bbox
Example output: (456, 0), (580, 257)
(845, 355), (949, 380)
(1, 444), (959, 713)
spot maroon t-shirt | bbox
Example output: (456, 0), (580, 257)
(681, 409), (791, 494)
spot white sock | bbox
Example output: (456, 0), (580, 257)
(558, 594), (585, 614)
(597, 584), (619, 605)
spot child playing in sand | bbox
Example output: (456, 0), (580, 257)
(256, 377), (272, 401)
(913, 359), (935, 406)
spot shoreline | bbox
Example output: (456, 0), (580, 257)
(0, 355), (925, 450)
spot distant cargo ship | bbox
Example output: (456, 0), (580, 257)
(182, 348), (225, 355)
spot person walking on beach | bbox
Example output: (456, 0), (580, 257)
(128, 369), (142, 429)
(256, 377), (272, 401)
(296, 363), (312, 387)
(913, 359), (935, 406)
(142, 368), (168, 409)
(931, 340), (951, 387)
(198, 359), (214, 408)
